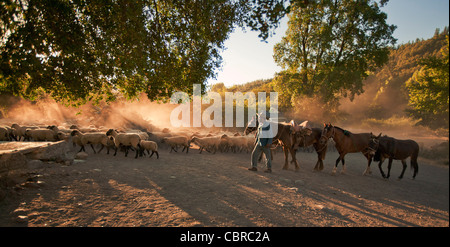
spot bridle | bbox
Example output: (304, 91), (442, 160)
(366, 137), (380, 155)
(320, 126), (335, 144)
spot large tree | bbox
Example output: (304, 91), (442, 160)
(1, 0), (275, 104)
(272, 0), (396, 112)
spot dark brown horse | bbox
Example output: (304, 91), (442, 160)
(290, 122), (328, 171)
(369, 133), (419, 179)
(244, 116), (299, 170)
(319, 123), (374, 175)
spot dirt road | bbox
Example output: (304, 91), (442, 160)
(0, 146), (448, 227)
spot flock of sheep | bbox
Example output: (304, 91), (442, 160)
(0, 123), (259, 159)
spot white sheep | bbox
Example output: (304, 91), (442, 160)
(0, 127), (11, 141)
(220, 135), (249, 153)
(106, 129), (141, 158)
(71, 134), (85, 152)
(161, 136), (190, 153)
(139, 140), (159, 159)
(190, 136), (221, 154)
(70, 130), (109, 154)
(25, 129), (59, 141)
(11, 123), (39, 141)
(147, 132), (172, 143)
(245, 135), (256, 152)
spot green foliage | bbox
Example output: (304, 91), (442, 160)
(406, 36), (449, 129)
(0, 0), (257, 105)
(273, 0), (396, 112)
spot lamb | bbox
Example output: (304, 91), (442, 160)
(190, 136), (221, 154)
(106, 129), (141, 158)
(161, 136), (190, 153)
(25, 129), (59, 141)
(139, 140), (159, 159)
(70, 130), (110, 153)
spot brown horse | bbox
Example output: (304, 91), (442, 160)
(319, 123), (374, 175)
(244, 116), (299, 170)
(369, 133), (419, 180)
(290, 122), (328, 171)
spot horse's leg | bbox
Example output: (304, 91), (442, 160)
(313, 159), (321, 171)
(340, 157), (346, 174)
(332, 154), (343, 175)
(386, 158), (393, 179)
(398, 160), (407, 180)
(411, 158), (419, 179)
(314, 145), (326, 171)
(378, 159), (386, 178)
(289, 147), (299, 171)
(282, 146), (289, 170)
(362, 154), (373, 176)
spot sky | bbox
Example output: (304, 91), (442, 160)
(207, 0), (450, 88)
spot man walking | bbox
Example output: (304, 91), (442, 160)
(249, 112), (273, 173)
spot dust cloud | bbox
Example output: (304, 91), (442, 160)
(0, 94), (176, 131)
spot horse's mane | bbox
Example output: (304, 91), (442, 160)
(333, 126), (351, 135)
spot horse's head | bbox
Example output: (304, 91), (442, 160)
(291, 120), (313, 149)
(244, 114), (259, 135)
(367, 132), (382, 156)
(319, 123), (334, 145)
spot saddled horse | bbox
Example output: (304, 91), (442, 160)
(368, 133), (419, 180)
(319, 123), (374, 175)
(290, 121), (328, 171)
(244, 115), (299, 170)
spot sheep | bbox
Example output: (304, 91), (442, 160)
(245, 135), (256, 152)
(148, 132), (172, 142)
(0, 127), (11, 141)
(47, 125), (72, 134)
(71, 133), (85, 152)
(70, 130), (110, 154)
(161, 136), (190, 153)
(220, 135), (249, 153)
(11, 124), (39, 141)
(56, 131), (69, 141)
(139, 140), (159, 159)
(69, 124), (100, 133)
(106, 129), (141, 158)
(190, 136), (221, 154)
(105, 136), (117, 155)
(25, 129), (59, 141)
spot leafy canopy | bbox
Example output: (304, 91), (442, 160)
(272, 0), (396, 111)
(1, 0), (292, 105)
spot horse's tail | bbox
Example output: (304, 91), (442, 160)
(410, 142), (420, 179)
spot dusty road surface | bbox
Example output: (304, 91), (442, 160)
(0, 146), (448, 227)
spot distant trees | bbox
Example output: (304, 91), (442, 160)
(406, 36), (449, 129)
(272, 0), (396, 114)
